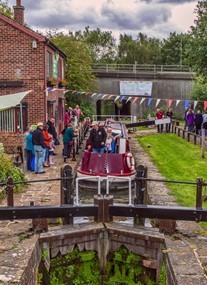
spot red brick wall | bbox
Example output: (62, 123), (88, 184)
(0, 132), (22, 153)
(0, 18), (66, 152)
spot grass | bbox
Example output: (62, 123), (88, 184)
(136, 133), (207, 209)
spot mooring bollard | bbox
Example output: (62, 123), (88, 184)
(134, 165), (147, 226)
(6, 176), (14, 207)
(60, 165), (73, 225)
(196, 178), (203, 210)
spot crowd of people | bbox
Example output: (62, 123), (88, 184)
(184, 107), (207, 134)
(23, 105), (87, 174)
(24, 117), (58, 174)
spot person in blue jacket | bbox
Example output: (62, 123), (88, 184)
(25, 127), (35, 171)
(63, 123), (78, 158)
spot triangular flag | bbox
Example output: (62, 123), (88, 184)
(114, 96), (120, 102)
(72, 90), (76, 94)
(120, 96), (126, 102)
(184, 100), (189, 109)
(132, 97), (138, 104)
(140, 98), (145, 105)
(176, 100), (180, 107)
(148, 98), (152, 106)
(108, 95), (114, 99)
(194, 101), (198, 109)
(96, 94), (103, 99)
(168, 99), (173, 108)
(102, 94), (108, 99)
(204, 101), (207, 110)
(91, 93), (97, 97)
(126, 97), (132, 103)
(155, 99), (160, 107)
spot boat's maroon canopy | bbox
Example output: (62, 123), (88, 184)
(79, 151), (131, 176)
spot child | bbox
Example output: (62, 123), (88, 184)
(48, 140), (55, 165)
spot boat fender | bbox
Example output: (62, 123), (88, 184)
(126, 152), (135, 171)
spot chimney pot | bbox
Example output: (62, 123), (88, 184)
(17, 0), (21, 6)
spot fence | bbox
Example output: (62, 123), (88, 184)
(92, 64), (192, 74)
(0, 164), (207, 234)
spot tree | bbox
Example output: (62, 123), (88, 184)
(117, 32), (161, 64)
(187, 1), (207, 77)
(161, 32), (190, 65)
(74, 27), (117, 63)
(0, 0), (13, 18)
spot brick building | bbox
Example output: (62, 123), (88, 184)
(0, 0), (67, 152)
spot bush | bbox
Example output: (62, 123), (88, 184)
(0, 144), (26, 193)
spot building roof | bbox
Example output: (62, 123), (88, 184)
(0, 13), (67, 58)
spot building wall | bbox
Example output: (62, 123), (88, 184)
(0, 19), (65, 152)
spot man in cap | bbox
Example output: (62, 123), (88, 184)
(32, 122), (46, 174)
(87, 121), (107, 153)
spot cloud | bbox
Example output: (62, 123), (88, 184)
(101, 4), (171, 30)
(140, 0), (195, 3)
(8, 0), (197, 40)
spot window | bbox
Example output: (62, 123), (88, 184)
(0, 106), (27, 132)
(46, 51), (53, 78)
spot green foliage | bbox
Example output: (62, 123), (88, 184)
(137, 134), (207, 208)
(158, 262), (166, 285)
(0, 153), (25, 192)
(160, 32), (190, 65)
(0, 0), (13, 18)
(49, 247), (99, 284)
(190, 75), (207, 104)
(74, 26), (117, 63)
(117, 33), (162, 64)
(187, 1), (207, 77)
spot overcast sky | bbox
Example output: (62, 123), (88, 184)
(8, 0), (198, 41)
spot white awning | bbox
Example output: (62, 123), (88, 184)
(0, 90), (33, 111)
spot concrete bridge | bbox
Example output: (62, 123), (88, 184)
(92, 64), (194, 118)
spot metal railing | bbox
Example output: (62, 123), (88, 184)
(92, 64), (192, 74)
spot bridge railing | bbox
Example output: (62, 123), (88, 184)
(92, 63), (192, 73)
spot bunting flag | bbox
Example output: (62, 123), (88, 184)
(44, 87), (53, 92)
(204, 101), (207, 110)
(120, 96), (126, 102)
(96, 94), (103, 99)
(176, 100), (181, 106)
(148, 98), (153, 106)
(140, 98), (145, 105)
(102, 94), (108, 99)
(194, 101), (198, 109)
(132, 97), (138, 104)
(168, 99), (173, 108)
(155, 99), (161, 107)
(126, 97), (132, 103)
(114, 96), (120, 102)
(91, 93), (97, 97)
(108, 95), (114, 99)
(184, 100), (189, 109)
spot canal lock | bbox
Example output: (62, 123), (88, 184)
(37, 222), (165, 285)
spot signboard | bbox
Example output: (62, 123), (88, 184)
(53, 55), (58, 78)
(120, 81), (153, 96)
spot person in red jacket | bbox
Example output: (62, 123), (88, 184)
(42, 124), (53, 167)
(155, 108), (164, 133)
